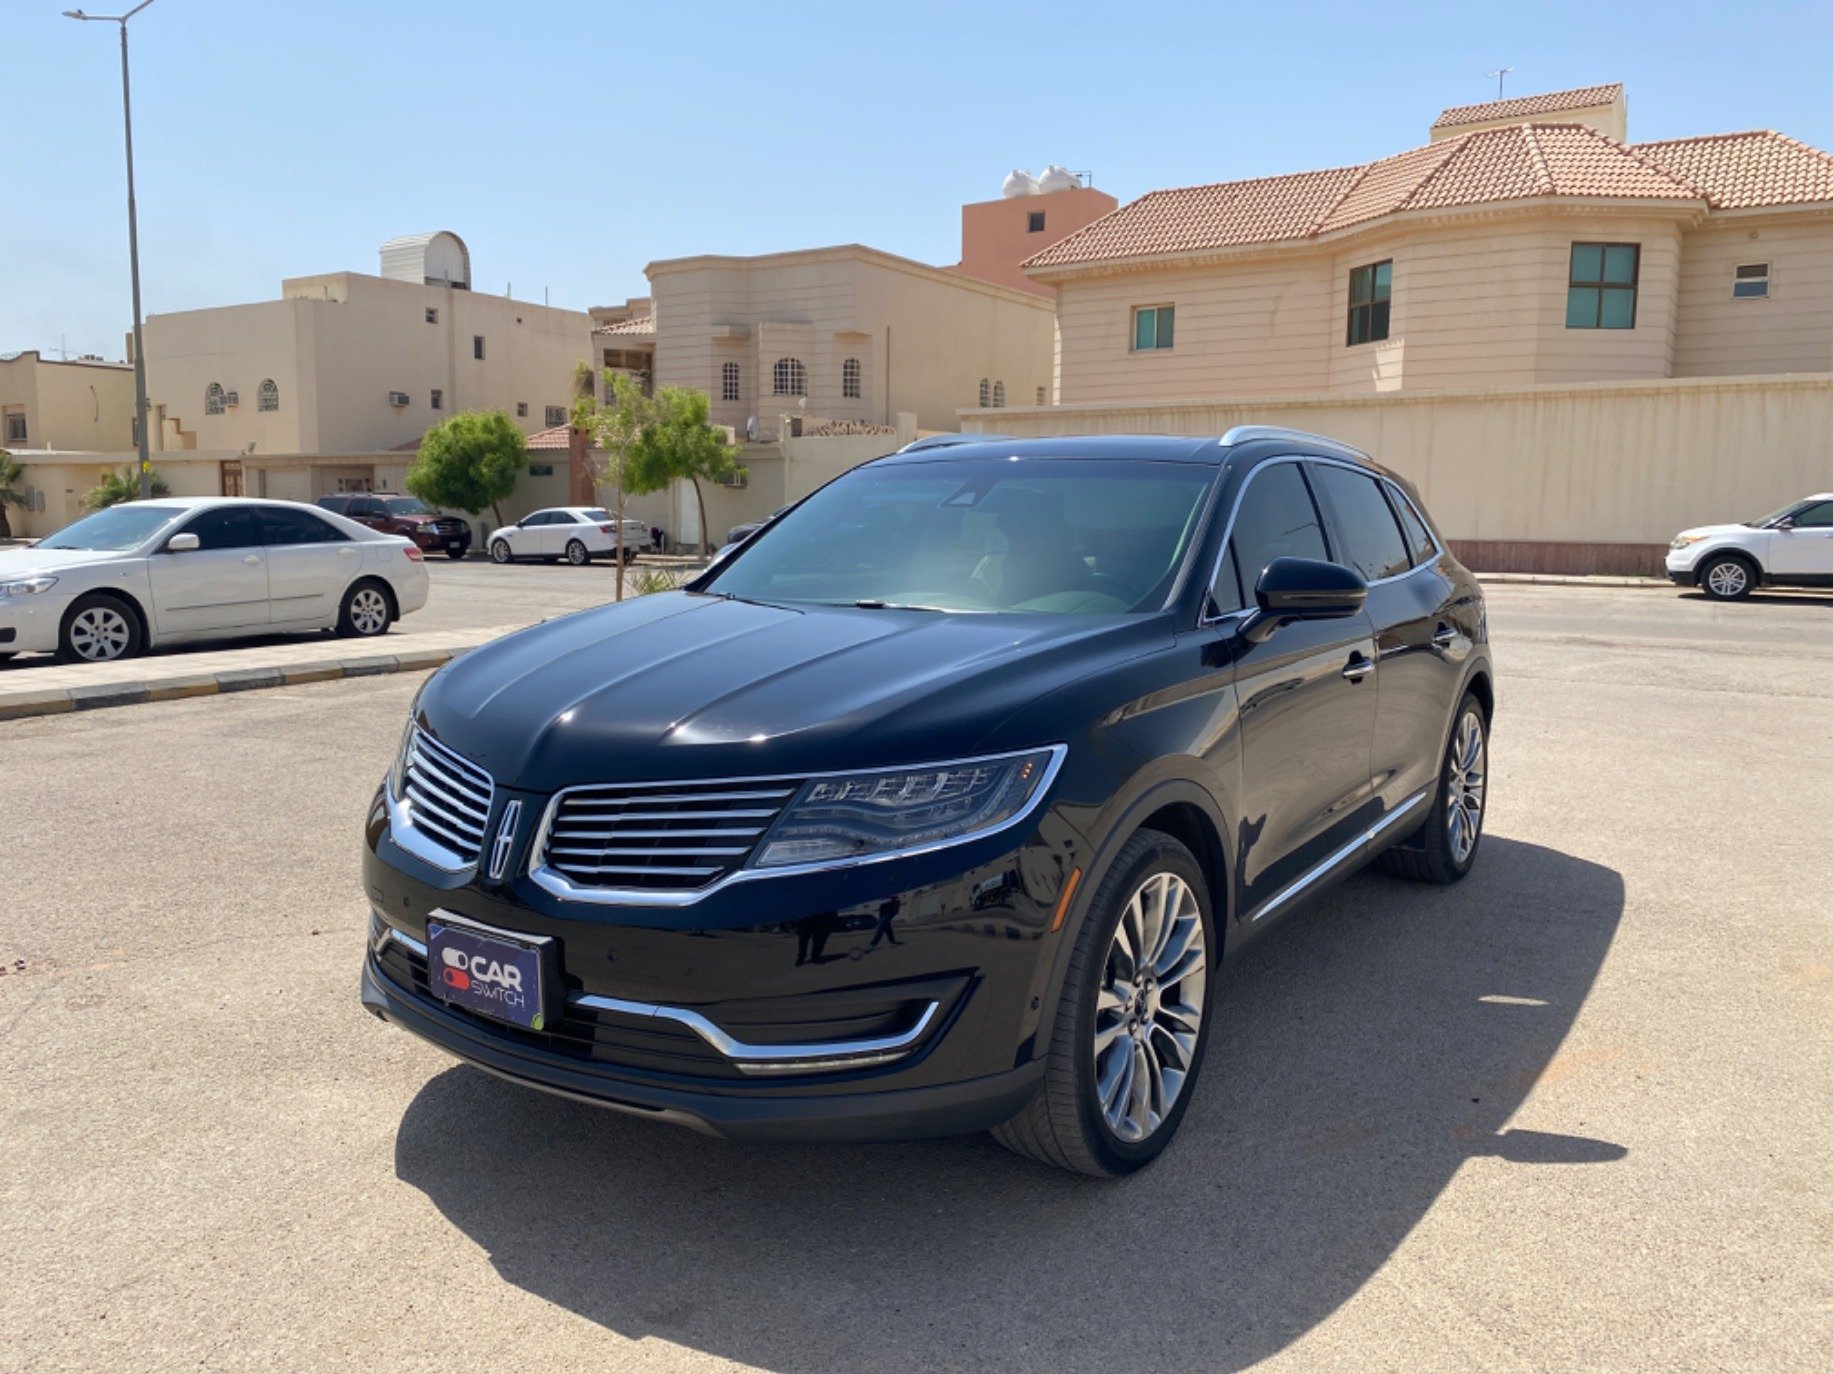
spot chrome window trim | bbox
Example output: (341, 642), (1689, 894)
(1196, 454), (1445, 628)
(1219, 425), (1370, 461)
(528, 744), (1069, 908)
(1247, 788), (1431, 924)
(369, 916), (938, 1075)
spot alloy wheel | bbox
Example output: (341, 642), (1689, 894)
(69, 606), (132, 661)
(1446, 710), (1487, 864)
(1092, 871), (1207, 1143)
(1706, 561), (1748, 598)
(349, 588), (389, 636)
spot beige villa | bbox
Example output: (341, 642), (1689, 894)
(990, 84), (1833, 573)
(1, 351), (143, 536)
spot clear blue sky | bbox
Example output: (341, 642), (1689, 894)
(6, 0), (1831, 358)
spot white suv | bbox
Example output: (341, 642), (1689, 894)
(1666, 494), (1833, 600)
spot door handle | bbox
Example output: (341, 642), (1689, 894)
(1342, 655), (1374, 682)
(338, 546), (355, 556)
(1432, 623), (1458, 649)
(243, 554), (262, 566)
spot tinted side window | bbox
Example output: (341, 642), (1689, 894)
(181, 507), (260, 551)
(258, 506), (347, 545)
(1209, 541), (1244, 614)
(1230, 463), (1329, 588)
(550, 511), (578, 524)
(1791, 500), (1833, 528)
(1310, 465), (1411, 581)
(315, 497), (344, 513)
(1388, 485), (1439, 564)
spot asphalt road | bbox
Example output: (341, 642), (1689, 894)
(1, 586), (1828, 1372)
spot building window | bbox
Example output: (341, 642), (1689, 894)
(772, 357), (806, 396)
(722, 361), (741, 402)
(257, 378), (279, 412)
(545, 404), (567, 427)
(1132, 305), (1175, 351)
(430, 389), (443, 410)
(1346, 260), (1393, 346)
(473, 335), (485, 360)
(3, 410), (25, 444)
(841, 357), (861, 399)
(1567, 243), (1639, 329)
(205, 382), (226, 416)
(1036, 385), (1047, 405)
(425, 308), (438, 324)
(992, 381), (1006, 408)
(516, 401), (528, 418)
(1027, 210), (1046, 233)
(1733, 262), (1770, 299)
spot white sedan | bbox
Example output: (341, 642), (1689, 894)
(0, 498), (429, 664)
(1665, 493), (1833, 599)
(487, 508), (649, 566)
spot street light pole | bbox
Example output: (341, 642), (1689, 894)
(65, 2), (157, 500)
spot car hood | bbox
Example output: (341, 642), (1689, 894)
(1676, 523), (1754, 540)
(418, 592), (1168, 791)
(0, 546), (128, 576)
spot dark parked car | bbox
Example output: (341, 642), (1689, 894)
(317, 493), (471, 560)
(361, 429), (1493, 1175)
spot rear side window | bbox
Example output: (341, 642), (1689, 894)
(1230, 462), (1329, 589)
(258, 506), (347, 545)
(1309, 464), (1411, 581)
(180, 506), (260, 551)
(315, 497), (344, 513)
(1791, 500), (1833, 528)
(1387, 485), (1439, 564)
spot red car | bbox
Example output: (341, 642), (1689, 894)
(317, 494), (472, 560)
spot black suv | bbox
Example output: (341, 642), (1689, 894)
(361, 430), (1493, 1175)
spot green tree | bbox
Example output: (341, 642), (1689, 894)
(572, 366), (663, 600)
(405, 410), (527, 527)
(0, 450), (24, 539)
(84, 465), (172, 512)
(625, 386), (745, 554)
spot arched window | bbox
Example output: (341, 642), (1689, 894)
(257, 378), (279, 413)
(772, 357), (806, 397)
(721, 361), (740, 402)
(205, 382), (226, 416)
(992, 381), (1006, 408)
(841, 357), (862, 400)
(978, 378), (990, 408)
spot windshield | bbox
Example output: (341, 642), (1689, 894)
(382, 497), (431, 516)
(1745, 501), (1804, 528)
(38, 504), (184, 552)
(701, 458), (1215, 614)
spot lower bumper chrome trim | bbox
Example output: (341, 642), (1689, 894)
(1248, 787), (1431, 924)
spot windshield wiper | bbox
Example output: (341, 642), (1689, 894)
(852, 599), (950, 612)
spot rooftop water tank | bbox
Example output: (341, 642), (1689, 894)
(1002, 169), (1040, 198)
(1037, 164), (1079, 194)
(379, 231), (472, 289)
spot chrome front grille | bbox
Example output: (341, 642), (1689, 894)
(539, 777), (803, 892)
(399, 728), (495, 868)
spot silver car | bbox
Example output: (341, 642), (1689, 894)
(0, 498), (430, 664)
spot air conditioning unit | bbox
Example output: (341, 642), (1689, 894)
(387, 391), (410, 408)
(222, 391), (240, 409)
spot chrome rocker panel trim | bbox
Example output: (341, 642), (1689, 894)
(1247, 787), (1431, 924)
(371, 923), (941, 1077)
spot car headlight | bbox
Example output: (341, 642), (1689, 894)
(0, 575), (57, 599)
(1670, 534), (1707, 551)
(752, 747), (1063, 869)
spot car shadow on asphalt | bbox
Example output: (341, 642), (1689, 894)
(394, 837), (1624, 1372)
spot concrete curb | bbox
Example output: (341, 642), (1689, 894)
(1474, 572), (1669, 589)
(0, 646), (467, 723)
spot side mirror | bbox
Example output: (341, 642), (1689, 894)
(1775, 516), (1795, 530)
(515, 518), (529, 528)
(1242, 557), (1367, 643)
(166, 532), (201, 553)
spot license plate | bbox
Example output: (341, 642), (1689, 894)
(426, 917), (548, 1031)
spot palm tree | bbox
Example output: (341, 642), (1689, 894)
(0, 450), (25, 540)
(84, 466), (170, 512)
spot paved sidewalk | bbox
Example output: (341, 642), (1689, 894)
(0, 623), (518, 721)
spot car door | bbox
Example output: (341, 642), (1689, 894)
(543, 511), (579, 556)
(256, 504), (357, 626)
(1766, 499), (1833, 578)
(145, 505), (271, 636)
(1207, 459), (1379, 920)
(1307, 462), (1465, 818)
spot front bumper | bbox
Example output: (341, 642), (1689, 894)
(0, 592), (71, 654)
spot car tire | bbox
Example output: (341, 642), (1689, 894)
(57, 592), (143, 664)
(992, 828), (1215, 1177)
(1378, 691), (1488, 885)
(565, 539), (590, 566)
(336, 580), (393, 639)
(1698, 553), (1756, 601)
(446, 545), (468, 562)
(489, 539), (513, 565)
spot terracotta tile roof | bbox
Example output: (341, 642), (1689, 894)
(592, 315), (655, 337)
(1631, 130), (1833, 209)
(524, 424), (575, 450)
(1027, 123), (1700, 270)
(1433, 83), (1622, 130)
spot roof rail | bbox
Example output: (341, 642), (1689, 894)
(1218, 425), (1370, 460)
(896, 432), (1010, 453)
